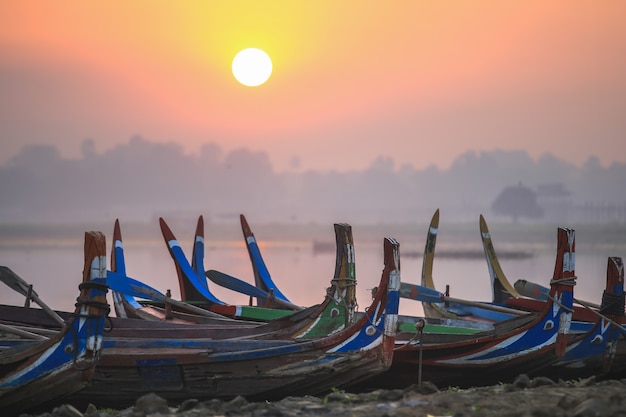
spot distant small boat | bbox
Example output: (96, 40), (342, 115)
(312, 239), (336, 254)
(402, 248), (533, 259)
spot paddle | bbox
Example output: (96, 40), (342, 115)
(400, 282), (530, 316)
(515, 279), (602, 310)
(206, 269), (303, 311)
(0, 266), (66, 326)
(0, 322), (49, 340)
(106, 270), (228, 319)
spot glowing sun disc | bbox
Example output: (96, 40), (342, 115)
(232, 48), (272, 87)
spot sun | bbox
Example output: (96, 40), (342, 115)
(232, 48), (273, 87)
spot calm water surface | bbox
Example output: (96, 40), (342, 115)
(0, 234), (619, 317)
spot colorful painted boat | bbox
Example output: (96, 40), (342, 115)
(366, 226), (578, 389)
(1, 219), (370, 343)
(476, 215), (625, 378)
(412, 212), (626, 381)
(0, 231), (109, 416)
(112, 218), (363, 340)
(160, 215), (302, 317)
(62, 236), (400, 409)
(237, 213), (499, 338)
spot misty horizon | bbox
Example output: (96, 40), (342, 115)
(1, 136), (625, 227)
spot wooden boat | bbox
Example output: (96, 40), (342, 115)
(411, 212), (626, 381)
(475, 215), (626, 379)
(418, 210), (524, 322)
(364, 226), (578, 389)
(160, 215), (302, 317)
(236, 214), (601, 385)
(0, 231), (109, 416)
(236, 212), (626, 383)
(112, 217), (363, 341)
(109, 218), (258, 325)
(1, 219), (370, 344)
(62, 236), (401, 409)
(232, 212), (500, 340)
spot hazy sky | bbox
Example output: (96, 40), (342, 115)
(1, 1), (625, 172)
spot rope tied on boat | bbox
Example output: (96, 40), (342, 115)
(543, 277), (577, 313)
(549, 277), (577, 287)
(574, 297), (626, 338)
(75, 281), (111, 318)
(600, 291), (626, 316)
(67, 281), (110, 370)
(328, 278), (359, 323)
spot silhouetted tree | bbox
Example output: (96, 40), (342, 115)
(491, 182), (543, 222)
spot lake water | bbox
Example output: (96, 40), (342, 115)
(1, 230), (621, 317)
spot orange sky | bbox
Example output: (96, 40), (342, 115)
(1, 1), (625, 172)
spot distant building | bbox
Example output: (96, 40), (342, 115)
(535, 183), (572, 223)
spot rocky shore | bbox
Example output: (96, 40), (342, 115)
(23, 375), (626, 417)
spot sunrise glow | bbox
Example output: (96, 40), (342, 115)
(232, 48), (273, 87)
(1, 1), (625, 172)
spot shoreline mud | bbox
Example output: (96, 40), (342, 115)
(24, 375), (626, 417)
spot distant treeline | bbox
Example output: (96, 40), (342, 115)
(1, 136), (625, 225)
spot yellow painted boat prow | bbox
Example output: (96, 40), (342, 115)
(421, 209), (439, 290)
(479, 214), (522, 300)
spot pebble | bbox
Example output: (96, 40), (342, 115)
(18, 376), (626, 417)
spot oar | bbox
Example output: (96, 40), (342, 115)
(514, 278), (602, 310)
(514, 279), (550, 301)
(106, 270), (229, 319)
(206, 270), (303, 311)
(400, 282), (531, 316)
(0, 323), (59, 337)
(0, 322), (49, 340)
(0, 266), (66, 326)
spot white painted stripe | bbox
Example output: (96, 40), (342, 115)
(295, 315), (322, 339)
(2, 339), (63, 384)
(384, 314), (398, 336)
(90, 256), (107, 279)
(389, 270), (400, 291)
(347, 244), (355, 263)
(439, 333), (558, 365)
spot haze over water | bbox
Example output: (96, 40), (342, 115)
(1, 222), (621, 318)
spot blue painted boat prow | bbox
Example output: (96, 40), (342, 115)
(160, 216), (225, 305)
(168, 239), (225, 305)
(191, 216), (209, 291)
(240, 214), (290, 303)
